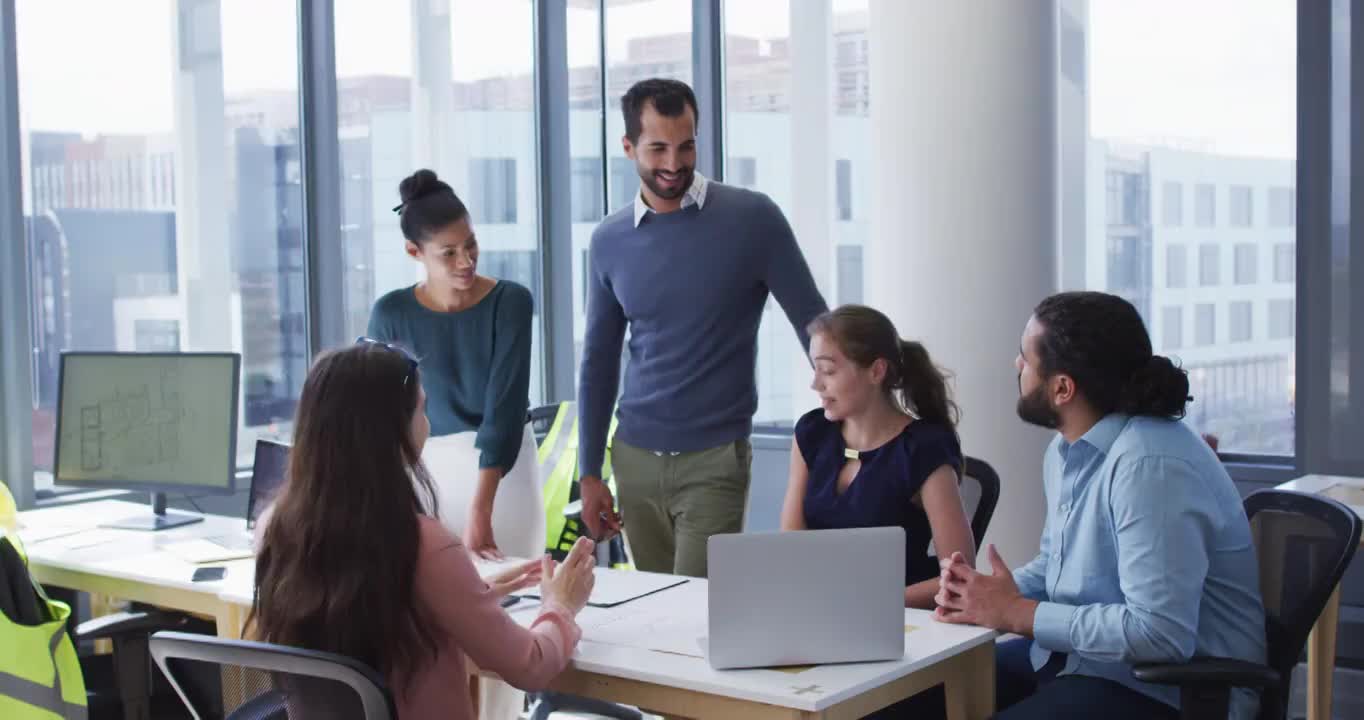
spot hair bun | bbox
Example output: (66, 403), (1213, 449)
(398, 169), (449, 205)
(1120, 355), (1191, 420)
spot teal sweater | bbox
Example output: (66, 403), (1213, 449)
(366, 281), (532, 471)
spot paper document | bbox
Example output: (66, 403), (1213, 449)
(473, 559), (689, 607)
(14, 524), (90, 545)
(162, 539), (253, 564)
(580, 606), (707, 657)
(1322, 483), (1364, 507)
(517, 568), (688, 608)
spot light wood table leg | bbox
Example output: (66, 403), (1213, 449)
(1307, 585), (1341, 720)
(943, 642), (995, 720)
(216, 603), (249, 710)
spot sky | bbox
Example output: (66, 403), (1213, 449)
(15, 0), (1296, 159)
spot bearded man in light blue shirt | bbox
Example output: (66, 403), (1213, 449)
(936, 291), (1267, 720)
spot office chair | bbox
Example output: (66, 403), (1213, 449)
(960, 456), (1001, 550)
(149, 631), (396, 720)
(1132, 489), (1362, 720)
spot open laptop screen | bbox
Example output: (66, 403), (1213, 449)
(246, 439), (290, 527)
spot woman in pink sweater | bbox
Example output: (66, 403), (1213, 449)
(249, 341), (596, 719)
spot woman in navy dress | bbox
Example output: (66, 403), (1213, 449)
(781, 305), (975, 609)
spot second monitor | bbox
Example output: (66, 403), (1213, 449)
(54, 351), (241, 530)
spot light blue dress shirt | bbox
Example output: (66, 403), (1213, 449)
(1013, 414), (1267, 719)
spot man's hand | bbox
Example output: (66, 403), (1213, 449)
(579, 475), (622, 541)
(934, 544), (1038, 636)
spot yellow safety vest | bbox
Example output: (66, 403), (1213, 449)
(537, 402), (618, 556)
(0, 532), (89, 720)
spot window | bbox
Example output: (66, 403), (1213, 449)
(470, 158), (518, 224)
(1161, 306), (1183, 350)
(1234, 243), (1258, 284)
(1199, 243), (1221, 286)
(836, 158), (853, 221)
(837, 246), (863, 305)
(1230, 301), (1254, 343)
(336, 0), (545, 405)
(608, 157), (638, 216)
(724, 0), (871, 425)
(1195, 304), (1217, 346)
(567, 0), (692, 395)
(1268, 186), (1295, 227)
(1268, 299), (1294, 340)
(728, 157), (757, 188)
(1162, 181), (1182, 226)
(571, 157), (604, 223)
(1273, 242), (1295, 283)
(17, 0), (304, 468)
(1166, 244), (1187, 288)
(1195, 183), (1217, 227)
(1230, 185), (1254, 227)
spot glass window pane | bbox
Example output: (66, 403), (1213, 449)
(17, 0), (303, 471)
(335, 0), (545, 405)
(723, 0), (868, 426)
(1075, 2), (1295, 454)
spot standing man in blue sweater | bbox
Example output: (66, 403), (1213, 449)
(577, 78), (828, 577)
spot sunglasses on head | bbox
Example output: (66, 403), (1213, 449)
(355, 337), (419, 385)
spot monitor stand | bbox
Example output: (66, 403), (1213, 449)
(102, 493), (203, 531)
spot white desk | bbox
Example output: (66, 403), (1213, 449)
(1273, 474), (1364, 720)
(23, 499), (998, 719)
(15, 499), (255, 638)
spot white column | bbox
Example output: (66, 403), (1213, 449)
(411, 0), (466, 190)
(785, 0), (837, 417)
(1058, 0), (1091, 291)
(171, 0), (233, 352)
(867, 0), (1059, 566)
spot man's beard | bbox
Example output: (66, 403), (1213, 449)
(639, 165), (693, 201)
(1016, 377), (1060, 429)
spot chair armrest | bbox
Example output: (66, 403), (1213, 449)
(1133, 657), (1280, 689)
(76, 610), (192, 641)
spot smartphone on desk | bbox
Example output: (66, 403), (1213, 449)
(191, 566), (226, 582)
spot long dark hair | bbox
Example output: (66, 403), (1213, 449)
(808, 305), (960, 439)
(1032, 291), (1191, 419)
(395, 168), (469, 243)
(249, 344), (442, 680)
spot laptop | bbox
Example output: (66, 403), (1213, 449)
(206, 439), (290, 551)
(706, 527), (906, 669)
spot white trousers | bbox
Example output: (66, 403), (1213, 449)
(421, 424), (545, 719)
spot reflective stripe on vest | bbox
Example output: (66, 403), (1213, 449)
(0, 623), (87, 720)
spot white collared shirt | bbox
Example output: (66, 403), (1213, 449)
(632, 171), (710, 227)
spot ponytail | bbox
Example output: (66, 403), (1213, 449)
(807, 305), (961, 441)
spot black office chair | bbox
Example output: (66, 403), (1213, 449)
(149, 631), (397, 720)
(960, 456), (1001, 550)
(1132, 489), (1362, 720)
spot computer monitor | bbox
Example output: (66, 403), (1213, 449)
(54, 352), (241, 530)
(246, 439), (289, 528)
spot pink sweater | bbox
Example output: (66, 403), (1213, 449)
(394, 517), (581, 719)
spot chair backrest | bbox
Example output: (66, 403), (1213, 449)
(960, 456), (1001, 550)
(1244, 489), (1361, 719)
(528, 403), (560, 445)
(149, 631), (396, 720)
